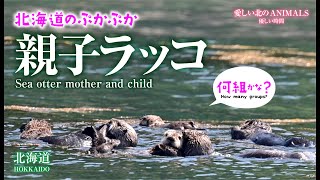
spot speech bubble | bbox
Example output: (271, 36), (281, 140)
(210, 66), (276, 108)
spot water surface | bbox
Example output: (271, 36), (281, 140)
(4, 0), (316, 179)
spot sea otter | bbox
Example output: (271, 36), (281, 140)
(139, 115), (165, 127)
(240, 149), (316, 161)
(166, 121), (197, 130)
(149, 144), (181, 156)
(181, 129), (214, 156)
(20, 119), (96, 147)
(19, 119), (137, 148)
(150, 129), (213, 156)
(231, 119), (272, 140)
(20, 119), (52, 139)
(161, 129), (183, 149)
(98, 119), (138, 148)
(250, 132), (315, 147)
(39, 126), (95, 148)
(149, 129), (183, 156)
(139, 115), (197, 130)
(231, 120), (314, 147)
(249, 132), (285, 146)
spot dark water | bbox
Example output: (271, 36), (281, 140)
(4, 0), (316, 179)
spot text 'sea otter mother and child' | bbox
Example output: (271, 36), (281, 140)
(15, 78), (153, 89)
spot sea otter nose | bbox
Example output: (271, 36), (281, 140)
(167, 137), (175, 142)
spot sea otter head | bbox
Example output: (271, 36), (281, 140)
(161, 130), (183, 149)
(100, 120), (138, 147)
(139, 115), (165, 127)
(20, 119), (52, 139)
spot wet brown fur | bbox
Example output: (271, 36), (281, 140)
(20, 119), (52, 139)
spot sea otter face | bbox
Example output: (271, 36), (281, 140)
(161, 130), (183, 149)
(139, 115), (164, 127)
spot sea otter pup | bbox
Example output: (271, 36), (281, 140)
(139, 115), (197, 130)
(240, 149), (316, 161)
(150, 129), (213, 156)
(89, 125), (120, 154)
(149, 144), (181, 156)
(20, 119), (52, 139)
(98, 120), (138, 148)
(231, 120), (272, 140)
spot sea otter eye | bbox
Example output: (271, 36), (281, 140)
(85, 136), (91, 140)
(178, 136), (182, 140)
(117, 122), (121, 126)
(165, 133), (168, 137)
